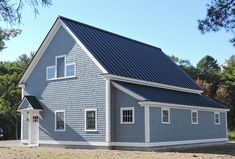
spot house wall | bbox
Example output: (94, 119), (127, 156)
(111, 86), (145, 142)
(150, 107), (227, 142)
(24, 26), (106, 142)
(22, 111), (29, 140)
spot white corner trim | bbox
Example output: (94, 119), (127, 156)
(139, 101), (229, 112)
(39, 140), (109, 146)
(19, 18), (62, 84)
(144, 106), (150, 143)
(84, 108), (98, 132)
(20, 113), (24, 140)
(104, 74), (203, 94)
(120, 107), (135, 124)
(61, 21), (108, 74)
(55, 110), (66, 132)
(112, 82), (146, 100)
(161, 108), (170, 124)
(105, 79), (111, 143)
(191, 110), (198, 125)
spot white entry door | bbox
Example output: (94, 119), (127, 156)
(29, 113), (39, 145)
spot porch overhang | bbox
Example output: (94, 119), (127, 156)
(18, 96), (43, 112)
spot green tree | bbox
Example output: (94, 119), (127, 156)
(198, 0), (235, 46)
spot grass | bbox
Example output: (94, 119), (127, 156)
(228, 131), (235, 141)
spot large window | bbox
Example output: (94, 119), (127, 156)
(161, 108), (170, 124)
(120, 107), (135, 124)
(56, 56), (65, 78)
(191, 110), (198, 124)
(55, 110), (65, 131)
(214, 112), (220, 124)
(85, 108), (97, 131)
(46, 66), (56, 80)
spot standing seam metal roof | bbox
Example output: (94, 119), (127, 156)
(60, 16), (202, 91)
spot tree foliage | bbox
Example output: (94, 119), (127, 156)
(199, 0), (235, 46)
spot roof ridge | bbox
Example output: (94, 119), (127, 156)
(58, 15), (162, 51)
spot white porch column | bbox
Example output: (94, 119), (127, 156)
(145, 106), (150, 143)
(105, 79), (111, 144)
(19, 84), (25, 141)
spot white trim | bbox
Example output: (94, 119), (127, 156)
(191, 110), (198, 124)
(19, 18), (61, 84)
(20, 84), (25, 99)
(225, 111), (228, 140)
(39, 140), (109, 146)
(144, 106), (150, 143)
(61, 21), (108, 74)
(55, 110), (66, 132)
(120, 107), (135, 124)
(20, 113), (23, 140)
(66, 62), (76, 78)
(105, 79), (111, 143)
(55, 55), (66, 78)
(214, 112), (221, 125)
(161, 108), (170, 124)
(112, 82), (145, 100)
(84, 108), (98, 132)
(139, 101), (229, 112)
(46, 65), (56, 80)
(110, 138), (227, 147)
(103, 74), (203, 94)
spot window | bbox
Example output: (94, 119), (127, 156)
(56, 56), (65, 78)
(161, 108), (170, 124)
(55, 110), (65, 131)
(214, 112), (220, 124)
(120, 107), (135, 124)
(66, 63), (76, 77)
(46, 66), (56, 80)
(33, 116), (39, 122)
(191, 110), (198, 124)
(85, 108), (97, 131)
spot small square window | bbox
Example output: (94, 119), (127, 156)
(214, 112), (220, 124)
(191, 110), (198, 124)
(120, 107), (134, 124)
(46, 66), (56, 80)
(162, 108), (170, 124)
(55, 110), (65, 131)
(66, 64), (75, 77)
(85, 109), (97, 131)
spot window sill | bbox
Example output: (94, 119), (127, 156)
(85, 129), (97, 132)
(120, 122), (134, 124)
(192, 123), (198, 125)
(162, 122), (170, 125)
(55, 129), (66, 132)
(47, 76), (76, 81)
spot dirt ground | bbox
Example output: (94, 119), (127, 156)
(0, 142), (235, 159)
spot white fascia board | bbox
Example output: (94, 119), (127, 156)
(19, 18), (62, 85)
(112, 82), (146, 100)
(103, 74), (203, 95)
(139, 101), (229, 112)
(61, 21), (108, 74)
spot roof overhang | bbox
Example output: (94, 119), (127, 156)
(18, 96), (43, 111)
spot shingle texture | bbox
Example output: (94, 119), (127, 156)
(60, 16), (202, 91)
(116, 81), (227, 109)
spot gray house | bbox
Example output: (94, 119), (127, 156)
(18, 16), (229, 148)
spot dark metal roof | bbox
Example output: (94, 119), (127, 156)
(60, 16), (202, 91)
(116, 81), (227, 109)
(18, 96), (43, 110)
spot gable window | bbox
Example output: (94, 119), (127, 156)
(161, 108), (170, 124)
(120, 107), (135, 124)
(66, 63), (76, 77)
(55, 110), (65, 131)
(56, 56), (65, 78)
(214, 112), (220, 124)
(46, 66), (56, 80)
(191, 110), (198, 124)
(85, 108), (97, 131)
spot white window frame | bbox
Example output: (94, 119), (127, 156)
(46, 65), (56, 80)
(55, 55), (66, 79)
(214, 112), (220, 125)
(120, 107), (135, 124)
(66, 63), (76, 77)
(55, 110), (66, 132)
(85, 108), (97, 132)
(161, 108), (170, 124)
(191, 110), (198, 124)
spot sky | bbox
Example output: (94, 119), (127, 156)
(0, 0), (234, 66)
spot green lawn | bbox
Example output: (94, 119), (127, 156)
(228, 131), (235, 141)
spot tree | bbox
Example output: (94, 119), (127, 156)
(198, 0), (235, 46)
(0, 0), (52, 52)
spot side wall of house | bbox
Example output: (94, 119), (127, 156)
(150, 107), (227, 142)
(22, 111), (29, 140)
(111, 86), (145, 142)
(24, 26), (106, 142)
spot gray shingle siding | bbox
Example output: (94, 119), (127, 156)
(150, 107), (227, 142)
(22, 111), (28, 140)
(24, 26), (106, 142)
(111, 86), (145, 142)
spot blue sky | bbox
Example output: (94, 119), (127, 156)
(0, 0), (234, 66)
